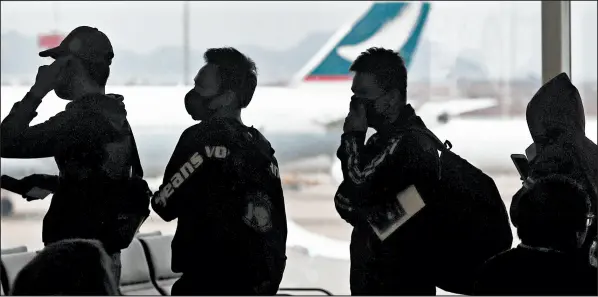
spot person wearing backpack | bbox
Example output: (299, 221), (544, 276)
(151, 47), (287, 295)
(0, 26), (151, 285)
(334, 47), (513, 295)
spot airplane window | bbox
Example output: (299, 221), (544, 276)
(0, 1), (569, 295)
(571, 1), (598, 118)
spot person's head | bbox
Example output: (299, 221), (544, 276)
(526, 73), (586, 147)
(515, 175), (592, 252)
(10, 239), (119, 295)
(349, 47), (408, 130)
(39, 26), (114, 100)
(185, 47), (257, 121)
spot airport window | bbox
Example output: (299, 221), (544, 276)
(2, 2), (548, 295)
(571, 1), (597, 117)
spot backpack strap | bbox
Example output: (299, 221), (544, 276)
(117, 118), (143, 179)
(401, 126), (449, 181)
(407, 126), (452, 152)
(129, 133), (144, 178)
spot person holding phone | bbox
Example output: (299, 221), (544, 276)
(512, 73), (598, 269)
(1, 174), (57, 201)
(0, 26), (149, 285)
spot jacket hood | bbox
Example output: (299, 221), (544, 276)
(66, 93), (128, 132)
(526, 73), (586, 144)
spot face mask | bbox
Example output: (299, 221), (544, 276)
(184, 89), (222, 120)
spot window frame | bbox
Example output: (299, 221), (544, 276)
(541, 1), (571, 83)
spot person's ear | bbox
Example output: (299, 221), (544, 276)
(227, 90), (241, 107)
(213, 90), (236, 109)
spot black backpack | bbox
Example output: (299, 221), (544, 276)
(228, 128), (287, 294)
(98, 120), (151, 252)
(407, 126), (513, 295)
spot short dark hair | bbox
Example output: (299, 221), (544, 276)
(10, 239), (119, 295)
(516, 175), (590, 250)
(81, 59), (111, 87)
(204, 47), (257, 108)
(349, 47), (407, 101)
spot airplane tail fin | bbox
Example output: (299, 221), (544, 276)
(291, 1), (431, 84)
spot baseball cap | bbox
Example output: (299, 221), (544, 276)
(39, 26), (114, 64)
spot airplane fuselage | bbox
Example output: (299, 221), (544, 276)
(0, 85), (351, 178)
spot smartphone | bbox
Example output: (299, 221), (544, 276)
(525, 143), (537, 161)
(511, 154), (530, 180)
(24, 187), (53, 201)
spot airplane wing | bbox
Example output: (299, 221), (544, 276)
(314, 97), (498, 131)
(416, 97), (498, 119)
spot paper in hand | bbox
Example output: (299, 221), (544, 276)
(24, 186), (53, 201)
(367, 185), (426, 241)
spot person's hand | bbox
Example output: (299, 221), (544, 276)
(20, 174), (58, 192)
(343, 101), (368, 133)
(30, 57), (70, 98)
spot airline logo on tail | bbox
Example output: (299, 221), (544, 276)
(301, 2), (431, 82)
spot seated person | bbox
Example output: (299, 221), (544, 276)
(473, 174), (597, 296)
(10, 239), (119, 296)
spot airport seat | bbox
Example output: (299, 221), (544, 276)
(138, 235), (181, 295)
(119, 238), (162, 295)
(136, 231), (162, 238)
(277, 288), (334, 295)
(0, 251), (37, 294)
(1, 246), (27, 255)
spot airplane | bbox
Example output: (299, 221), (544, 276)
(0, 2), (594, 294)
(0, 2), (496, 181)
(10, 0), (595, 216)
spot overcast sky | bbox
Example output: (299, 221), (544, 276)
(1, 1), (369, 53)
(2, 1), (596, 80)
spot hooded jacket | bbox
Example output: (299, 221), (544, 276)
(1, 92), (136, 253)
(514, 73), (598, 263)
(525, 73), (598, 184)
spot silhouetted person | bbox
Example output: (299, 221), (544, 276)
(10, 239), (120, 296)
(151, 47), (287, 296)
(334, 48), (511, 295)
(0, 26), (149, 284)
(512, 73), (598, 268)
(474, 175), (597, 295)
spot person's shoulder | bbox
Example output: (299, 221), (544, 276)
(181, 121), (229, 142)
(388, 127), (441, 158)
(481, 248), (523, 271)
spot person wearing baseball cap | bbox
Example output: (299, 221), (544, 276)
(36, 25), (114, 100)
(1, 26), (150, 286)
